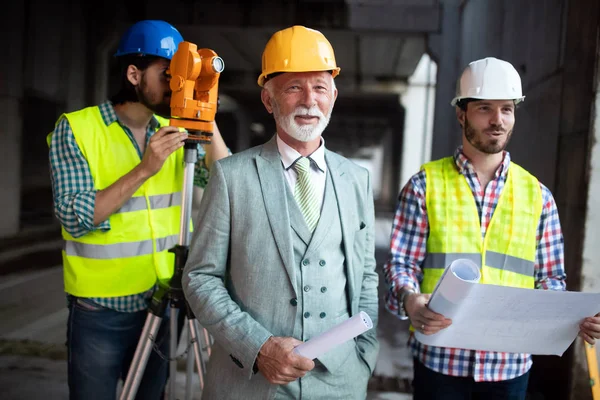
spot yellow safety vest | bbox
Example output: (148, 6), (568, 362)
(48, 106), (185, 297)
(421, 156), (542, 293)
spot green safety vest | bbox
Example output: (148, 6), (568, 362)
(48, 106), (185, 297)
(421, 156), (542, 293)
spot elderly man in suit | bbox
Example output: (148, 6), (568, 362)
(183, 25), (379, 399)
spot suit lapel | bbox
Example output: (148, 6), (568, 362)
(325, 151), (357, 301)
(256, 136), (297, 293)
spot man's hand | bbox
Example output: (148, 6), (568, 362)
(404, 293), (452, 335)
(256, 336), (314, 385)
(580, 312), (600, 344)
(139, 127), (187, 178)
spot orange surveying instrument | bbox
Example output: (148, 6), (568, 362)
(121, 42), (224, 400)
(168, 41), (225, 143)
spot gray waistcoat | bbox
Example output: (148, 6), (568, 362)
(276, 174), (366, 400)
(288, 174), (349, 343)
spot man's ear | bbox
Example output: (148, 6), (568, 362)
(456, 107), (465, 128)
(261, 89), (273, 114)
(126, 65), (142, 86)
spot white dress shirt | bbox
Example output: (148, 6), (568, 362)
(276, 134), (327, 211)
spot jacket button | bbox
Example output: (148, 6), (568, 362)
(290, 298), (298, 306)
(319, 260), (326, 266)
(320, 312), (326, 318)
(304, 285), (311, 292)
(302, 259), (310, 266)
(320, 286), (327, 293)
(304, 312), (311, 318)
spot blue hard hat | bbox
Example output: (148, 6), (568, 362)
(115, 20), (183, 60)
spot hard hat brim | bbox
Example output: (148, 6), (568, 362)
(258, 67), (340, 87)
(450, 95), (526, 107)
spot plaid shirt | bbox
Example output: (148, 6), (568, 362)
(49, 101), (211, 312)
(383, 147), (566, 382)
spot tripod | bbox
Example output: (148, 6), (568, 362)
(120, 140), (212, 400)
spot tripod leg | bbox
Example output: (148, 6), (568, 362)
(202, 327), (212, 357)
(184, 324), (195, 400)
(188, 317), (206, 390)
(120, 313), (163, 400)
(168, 306), (179, 400)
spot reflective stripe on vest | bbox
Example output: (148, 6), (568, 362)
(64, 191), (182, 260)
(421, 156), (542, 294)
(65, 234), (178, 259)
(423, 251), (534, 277)
(118, 192), (182, 213)
(52, 107), (185, 297)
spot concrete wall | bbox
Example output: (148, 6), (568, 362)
(433, 0), (565, 189)
(1, 0), (117, 238)
(0, 2), (26, 237)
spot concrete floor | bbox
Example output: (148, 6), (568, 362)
(0, 238), (414, 400)
(0, 355), (412, 400)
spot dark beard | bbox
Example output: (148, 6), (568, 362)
(145, 101), (171, 118)
(464, 117), (512, 154)
(137, 79), (172, 118)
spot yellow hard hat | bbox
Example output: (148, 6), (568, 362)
(257, 25), (341, 87)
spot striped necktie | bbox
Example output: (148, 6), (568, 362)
(293, 157), (320, 232)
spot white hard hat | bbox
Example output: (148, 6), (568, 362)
(451, 57), (525, 106)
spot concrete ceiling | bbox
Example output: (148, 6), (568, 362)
(112, 0), (440, 93)
(177, 25), (427, 93)
(111, 0), (442, 155)
(169, 0), (440, 93)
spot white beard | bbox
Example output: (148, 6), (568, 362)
(274, 105), (332, 142)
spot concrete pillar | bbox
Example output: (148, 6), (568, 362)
(399, 53), (437, 187)
(578, 53), (600, 400)
(429, 0), (461, 160)
(574, 14), (600, 400)
(544, 0), (599, 398)
(0, 3), (25, 238)
(64, 0), (88, 113)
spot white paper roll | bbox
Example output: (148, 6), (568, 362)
(435, 258), (481, 304)
(424, 258), (481, 319)
(450, 259), (480, 282)
(293, 311), (373, 360)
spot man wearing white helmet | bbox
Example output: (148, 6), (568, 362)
(383, 57), (600, 398)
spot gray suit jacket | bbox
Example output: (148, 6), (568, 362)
(183, 135), (379, 399)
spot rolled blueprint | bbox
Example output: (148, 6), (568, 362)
(293, 311), (373, 360)
(426, 258), (481, 318)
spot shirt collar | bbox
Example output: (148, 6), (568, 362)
(276, 135), (327, 173)
(453, 146), (511, 178)
(100, 101), (160, 130)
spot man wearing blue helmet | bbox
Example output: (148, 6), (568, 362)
(47, 20), (230, 399)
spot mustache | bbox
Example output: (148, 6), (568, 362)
(294, 107), (324, 118)
(484, 127), (507, 134)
